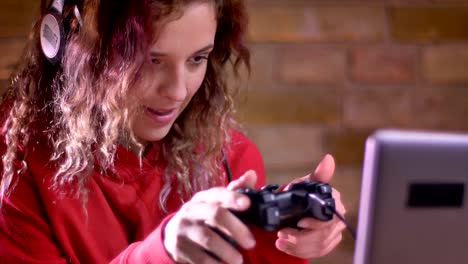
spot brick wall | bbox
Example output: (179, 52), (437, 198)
(2, 1), (468, 264)
(239, 1), (468, 263)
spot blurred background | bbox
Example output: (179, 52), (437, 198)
(1, 0), (468, 263)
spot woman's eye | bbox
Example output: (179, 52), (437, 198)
(151, 58), (161, 65)
(189, 55), (209, 65)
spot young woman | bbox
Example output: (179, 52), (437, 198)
(0, 0), (346, 263)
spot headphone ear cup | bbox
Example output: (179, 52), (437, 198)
(40, 8), (66, 64)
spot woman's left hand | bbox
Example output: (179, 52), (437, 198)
(275, 154), (347, 259)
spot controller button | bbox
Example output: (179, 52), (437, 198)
(262, 193), (275, 202)
(320, 185), (332, 194)
(265, 207), (280, 225)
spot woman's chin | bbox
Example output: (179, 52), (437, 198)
(133, 125), (172, 143)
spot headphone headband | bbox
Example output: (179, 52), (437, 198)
(51, 0), (65, 14)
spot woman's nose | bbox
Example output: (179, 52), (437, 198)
(158, 65), (188, 102)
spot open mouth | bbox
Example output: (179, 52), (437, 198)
(145, 107), (178, 124)
(147, 108), (175, 116)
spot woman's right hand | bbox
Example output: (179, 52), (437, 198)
(163, 170), (258, 264)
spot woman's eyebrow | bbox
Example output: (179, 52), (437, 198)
(149, 44), (214, 57)
(192, 44), (214, 54)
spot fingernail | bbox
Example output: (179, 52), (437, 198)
(277, 231), (288, 239)
(297, 220), (308, 229)
(242, 170), (252, 179)
(236, 196), (249, 208)
(314, 157), (325, 174)
(246, 236), (256, 248)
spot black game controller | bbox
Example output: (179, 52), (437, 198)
(232, 180), (335, 231)
(205, 180), (337, 260)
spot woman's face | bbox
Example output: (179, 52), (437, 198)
(131, 2), (217, 143)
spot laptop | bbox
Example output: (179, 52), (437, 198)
(353, 129), (468, 264)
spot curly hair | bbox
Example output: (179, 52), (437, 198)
(0, 0), (250, 210)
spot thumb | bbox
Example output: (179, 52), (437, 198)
(311, 154), (336, 183)
(284, 154), (336, 191)
(227, 170), (257, 190)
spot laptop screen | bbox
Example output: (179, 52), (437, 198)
(353, 129), (468, 264)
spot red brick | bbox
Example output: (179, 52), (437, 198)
(389, 7), (468, 43)
(247, 44), (279, 88)
(226, 44), (280, 91)
(247, 6), (386, 42)
(236, 87), (342, 125)
(279, 45), (346, 85)
(412, 86), (468, 131)
(343, 87), (413, 129)
(422, 45), (468, 84)
(245, 125), (324, 170)
(324, 129), (371, 166)
(0, 0), (39, 37)
(0, 39), (27, 80)
(351, 46), (417, 84)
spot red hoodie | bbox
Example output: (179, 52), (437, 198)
(0, 127), (307, 264)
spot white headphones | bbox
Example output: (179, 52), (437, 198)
(40, 0), (83, 64)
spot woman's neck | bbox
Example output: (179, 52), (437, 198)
(118, 136), (150, 157)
